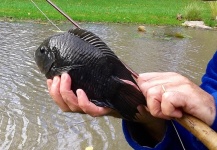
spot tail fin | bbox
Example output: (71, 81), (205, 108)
(112, 80), (146, 120)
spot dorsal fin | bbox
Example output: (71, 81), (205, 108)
(68, 28), (118, 58)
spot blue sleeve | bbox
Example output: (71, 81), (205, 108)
(209, 92), (217, 131)
(122, 120), (184, 150)
(200, 50), (217, 131)
(201, 50), (217, 94)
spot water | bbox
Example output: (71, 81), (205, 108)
(0, 21), (217, 150)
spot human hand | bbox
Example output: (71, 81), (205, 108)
(136, 72), (216, 126)
(46, 73), (166, 140)
(47, 73), (120, 117)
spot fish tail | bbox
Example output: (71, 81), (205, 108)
(113, 81), (146, 120)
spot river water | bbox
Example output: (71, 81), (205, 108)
(0, 21), (217, 150)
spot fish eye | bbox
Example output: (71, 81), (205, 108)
(40, 47), (46, 53)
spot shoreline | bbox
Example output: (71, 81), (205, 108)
(0, 16), (182, 26)
(2, 17), (216, 31)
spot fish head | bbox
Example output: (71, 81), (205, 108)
(34, 38), (56, 77)
(34, 34), (76, 79)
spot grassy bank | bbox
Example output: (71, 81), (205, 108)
(0, 0), (216, 26)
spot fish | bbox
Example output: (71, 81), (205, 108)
(34, 28), (146, 120)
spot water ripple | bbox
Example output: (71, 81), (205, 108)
(0, 21), (217, 150)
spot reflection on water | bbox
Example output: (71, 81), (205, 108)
(0, 21), (217, 150)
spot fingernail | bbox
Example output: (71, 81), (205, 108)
(53, 76), (59, 84)
(76, 89), (81, 95)
(62, 73), (67, 81)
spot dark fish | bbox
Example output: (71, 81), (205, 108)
(34, 28), (146, 120)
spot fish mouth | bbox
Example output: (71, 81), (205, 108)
(34, 54), (55, 75)
(45, 61), (55, 74)
(44, 62), (55, 79)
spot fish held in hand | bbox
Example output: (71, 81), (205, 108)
(34, 28), (146, 120)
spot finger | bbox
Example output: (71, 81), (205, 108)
(60, 73), (82, 112)
(47, 79), (53, 91)
(60, 73), (72, 92)
(161, 91), (185, 118)
(137, 72), (183, 97)
(77, 89), (111, 117)
(138, 72), (166, 81)
(60, 73), (77, 104)
(138, 72), (179, 83)
(49, 76), (71, 112)
(49, 76), (61, 100)
(121, 79), (138, 89)
(137, 73), (166, 96)
(137, 105), (149, 115)
(146, 86), (170, 120)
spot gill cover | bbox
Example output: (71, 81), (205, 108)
(34, 39), (55, 74)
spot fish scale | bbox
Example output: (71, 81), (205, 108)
(34, 28), (147, 120)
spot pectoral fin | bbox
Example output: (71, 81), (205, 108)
(53, 64), (84, 75)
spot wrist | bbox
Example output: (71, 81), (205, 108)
(203, 94), (216, 126)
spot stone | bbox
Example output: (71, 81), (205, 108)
(182, 21), (212, 29)
(138, 26), (146, 32)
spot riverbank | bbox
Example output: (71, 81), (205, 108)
(0, 0), (216, 26)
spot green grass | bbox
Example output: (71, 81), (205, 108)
(183, 2), (203, 21)
(209, 1), (217, 20)
(0, 0), (216, 26)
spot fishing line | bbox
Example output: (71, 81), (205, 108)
(171, 120), (186, 150)
(30, 0), (62, 32)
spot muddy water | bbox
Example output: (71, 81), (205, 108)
(0, 21), (216, 150)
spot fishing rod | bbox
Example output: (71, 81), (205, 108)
(46, 0), (217, 149)
(46, 0), (81, 29)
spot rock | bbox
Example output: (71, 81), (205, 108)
(138, 26), (146, 32)
(182, 21), (212, 29)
